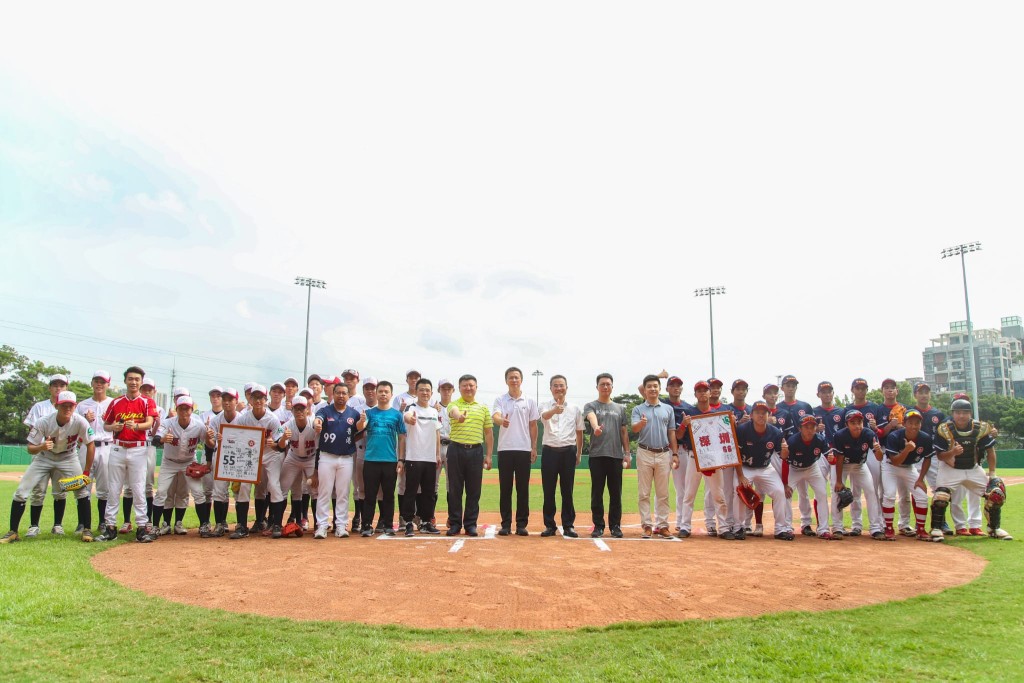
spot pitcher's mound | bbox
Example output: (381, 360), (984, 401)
(92, 520), (986, 630)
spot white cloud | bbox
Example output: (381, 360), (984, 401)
(123, 190), (186, 216)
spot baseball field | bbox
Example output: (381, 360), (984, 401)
(1, 466), (1022, 682)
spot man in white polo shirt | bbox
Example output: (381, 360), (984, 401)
(539, 374), (584, 538)
(492, 367), (540, 536)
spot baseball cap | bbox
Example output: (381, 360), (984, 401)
(342, 369), (360, 379)
(707, 377), (723, 387)
(438, 378), (454, 388)
(284, 377), (299, 387)
(92, 370), (111, 383)
(249, 384), (268, 397)
(243, 382), (256, 393)
(731, 379), (749, 390)
(307, 374), (323, 384)
(694, 380), (710, 391)
(799, 414), (817, 426)
(362, 376), (378, 387)
(48, 374), (69, 386)
(323, 376), (338, 385)
(953, 392), (970, 401)
(175, 395), (195, 408)
(845, 410), (864, 423)
(270, 382), (286, 392)
(299, 388), (314, 398)
(851, 378), (869, 389)
(208, 386), (224, 395)
(406, 369), (421, 378)
(904, 408), (923, 422)
(667, 376), (683, 386)
(141, 376), (156, 389)
(781, 375), (798, 386)
(817, 381), (834, 392)
(292, 395), (308, 408)
(172, 387), (190, 398)
(913, 382), (931, 394)
(56, 390), (77, 405)
(763, 383), (779, 393)
(221, 388), (239, 400)
(751, 400), (769, 412)
(881, 378), (898, 388)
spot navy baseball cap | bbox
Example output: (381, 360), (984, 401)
(707, 377), (723, 387)
(914, 382), (930, 394)
(751, 400), (769, 412)
(781, 375), (798, 385)
(667, 376), (683, 386)
(845, 410), (864, 423)
(851, 378), (868, 389)
(731, 379), (748, 390)
(881, 378), (898, 388)
(799, 414), (817, 426)
(817, 381), (834, 392)
(762, 383), (779, 393)
(694, 380), (710, 391)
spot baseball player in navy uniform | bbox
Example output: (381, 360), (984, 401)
(309, 385), (363, 538)
(873, 378), (912, 535)
(813, 381), (845, 533)
(882, 409), (938, 542)
(784, 415), (834, 539)
(911, 382), (967, 536)
(832, 410), (885, 539)
(735, 401), (793, 540)
(843, 378), (879, 526)
(778, 376), (822, 535)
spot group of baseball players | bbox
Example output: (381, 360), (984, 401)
(0, 366), (1013, 545)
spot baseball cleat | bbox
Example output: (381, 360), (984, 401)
(719, 530), (736, 540)
(0, 531), (19, 544)
(118, 522), (132, 535)
(884, 528), (896, 541)
(212, 522), (229, 537)
(675, 529), (690, 539)
(955, 528), (970, 536)
(900, 527), (916, 537)
(75, 524), (85, 536)
(361, 527), (374, 537)
(229, 525), (250, 539)
(97, 525), (118, 542)
(198, 523), (214, 538)
(541, 528), (558, 538)
(405, 523), (415, 537)
(750, 524), (764, 537)
(590, 527), (604, 538)
(871, 531), (888, 541)
(300, 519), (309, 531)
(734, 528), (746, 541)
(314, 526), (327, 539)
(173, 522), (187, 536)
(818, 531), (834, 540)
(830, 530), (843, 540)
(849, 528), (862, 536)
(774, 531), (795, 541)
(25, 526), (40, 538)
(81, 528), (95, 543)
(271, 525), (283, 539)
(940, 522), (954, 536)
(423, 523), (442, 535)
(610, 526), (624, 538)
(135, 526), (157, 543)
(335, 528), (349, 538)
(564, 528), (580, 538)
(157, 523), (172, 536)
(969, 528), (984, 536)
(706, 527), (717, 537)
(989, 528), (1013, 541)
(801, 525), (815, 537)
(51, 525), (65, 536)
(919, 530), (942, 542)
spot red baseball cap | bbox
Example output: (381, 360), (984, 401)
(694, 380), (710, 391)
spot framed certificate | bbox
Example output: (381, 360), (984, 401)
(688, 411), (741, 471)
(214, 424), (265, 484)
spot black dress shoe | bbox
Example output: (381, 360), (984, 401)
(540, 528), (557, 537)
(465, 527), (478, 537)
(498, 527), (511, 536)
(446, 526), (461, 537)
(515, 528), (529, 536)
(563, 528), (579, 538)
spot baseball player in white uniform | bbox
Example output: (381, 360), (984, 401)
(2, 391), (96, 543)
(208, 388), (243, 537)
(119, 376), (160, 534)
(21, 374), (67, 537)
(226, 385), (282, 539)
(277, 397), (320, 537)
(76, 371), (113, 535)
(154, 388), (192, 534)
(152, 396), (212, 537)
(199, 387), (223, 507)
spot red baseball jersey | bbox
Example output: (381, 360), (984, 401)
(103, 394), (159, 442)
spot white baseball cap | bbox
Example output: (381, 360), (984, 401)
(270, 382), (286, 392)
(56, 390), (77, 405)
(173, 387), (190, 398)
(250, 384), (268, 397)
(342, 369), (359, 379)
(48, 374), (69, 386)
(292, 395), (308, 408)
(362, 376), (378, 387)
(299, 387), (314, 398)
(438, 378), (454, 388)
(92, 370), (111, 383)
(243, 382), (256, 393)
(175, 395), (195, 407)
(209, 386), (224, 395)
(221, 387), (239, 400)
(141, 376), (156, 389)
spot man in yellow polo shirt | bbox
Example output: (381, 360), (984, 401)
(446, 375), (495, 537)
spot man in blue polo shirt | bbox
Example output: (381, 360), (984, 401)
(631, 375), (678, 539)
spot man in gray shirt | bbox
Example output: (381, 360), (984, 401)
(584, 373), (631, 538)
(631, 374), (679, 539)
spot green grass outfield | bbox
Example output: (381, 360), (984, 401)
(0, 471), (1022, 682)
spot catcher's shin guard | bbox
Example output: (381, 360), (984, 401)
(985, 505), (1002, 531)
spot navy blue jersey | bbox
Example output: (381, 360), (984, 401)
(660, 399), (693, 428)
(314, 404), (360, 456)
(813, 405), (845, 446)
(884, 428), (935, 467)
(728, 402), (752, 423)
(736, 421), (783, 469)
(786, 433), (829, 469)
(679, 403), (713, 451)
(777, 400), (813, 438)
(832, 426), (879, 465)
(843, 402), (878, 427)
(873, 402), (908, 436)
(914, 406), (946, 438)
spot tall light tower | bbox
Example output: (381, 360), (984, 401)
(694, 286), (726, 377)
(940, 242), (981, 419)
(532, 369), (544, 404)
(294, 276), (327, 383)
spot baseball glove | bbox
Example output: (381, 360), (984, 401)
(735, 483), (762, 510)
(836, 486), (855, 510)
(282, 521), (304, 538)
(58, 474), (91, 493)
(986, 477), (1006, 506)
(185, 462), (211, 479)
(889, 404), (906, 424)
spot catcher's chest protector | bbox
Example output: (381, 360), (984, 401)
(938, 421), (990, 470)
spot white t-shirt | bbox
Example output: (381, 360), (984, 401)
(404, 404), (441, 463)
(492, 393), (540, 452)
(540, 400), (584, 447)
(282, 418), (318, 459)
(159, 415), (208, 463)
(24, 399), (56, 428)
(77, 396), (113, 443)
(27, 412), (95, 457)
(392, 392), (417, 411)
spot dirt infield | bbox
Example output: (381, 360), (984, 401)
(92, 512), (987, 630)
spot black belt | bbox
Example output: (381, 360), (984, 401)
(97, 440), (112, 446)
(638, 443), (669, 453)
(450, 442), (482, 449)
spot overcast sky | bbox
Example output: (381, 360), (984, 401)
(1, 2), (1021, 410)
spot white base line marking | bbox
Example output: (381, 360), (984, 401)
(593, 539), (611, 552)
(449, 539), (465, 553)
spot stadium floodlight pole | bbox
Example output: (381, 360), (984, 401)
(294, 276), (327, 384)
(694, 287), (726, 377)
(532, 369), (544, 405)
(940, 242), (981, 420)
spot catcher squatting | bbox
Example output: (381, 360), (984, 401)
(0, 368), (1013, 545)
